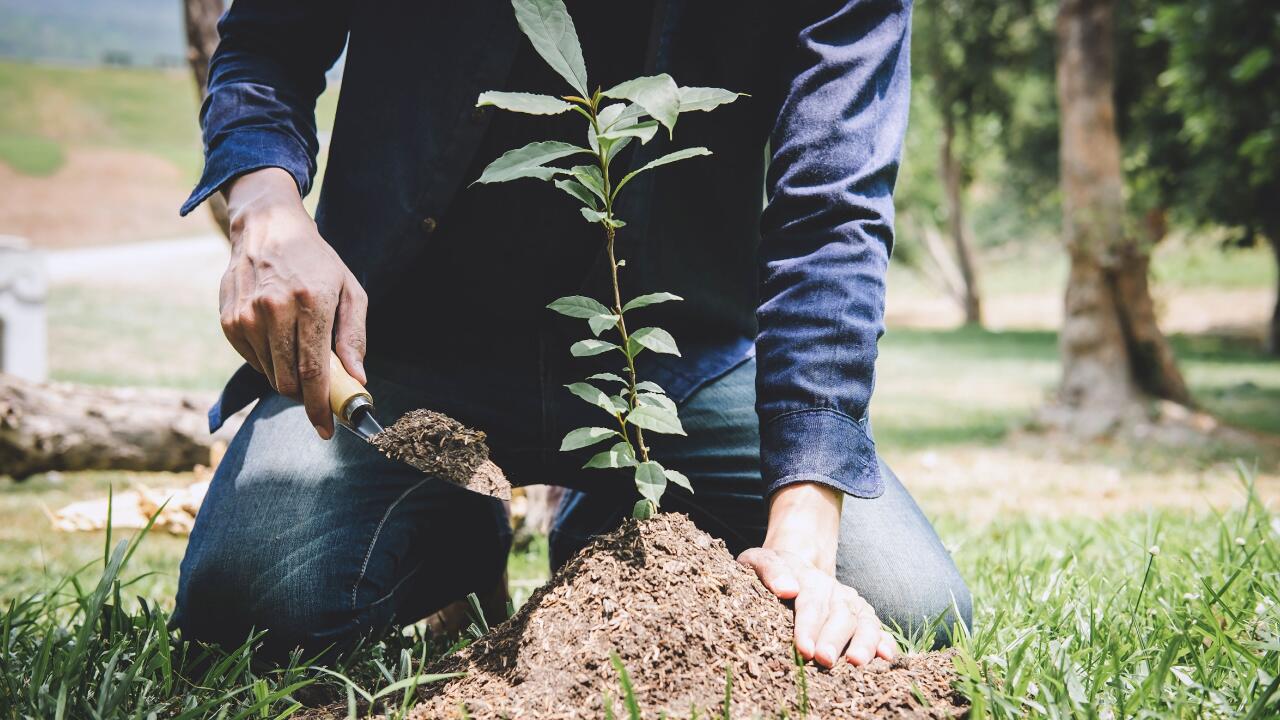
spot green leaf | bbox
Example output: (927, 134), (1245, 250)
(606, 135), (634, 163)
(597, 103), (628, 129)
(547, 295), (610, 318)
(599, 121), (659, 145)
(602, 74), (680, 136)
(512, 0), (588, 96)
(634, 380), (665, 394)
(664, 468), (693, 493)
(627, 404), (686, 435)
(476, 91), (574, 115)
(609, 395), (630, 413)
(588, 313), (620, 336)
(614, 147), (712, 196)
(634, 461), (668, 507)
(581, 207), (608, 224)
(632, 498), (655, 519)
(565, 382), (616, 413)
(570, 165), (607, 203)
(588, 372), (627, 384)
(554, 179), (598, 209)
(677, 86), (743, 113)
(475, 140), (587, 184)
(584, 441), (637, 469)
(570, 339), (619, 357)
(638, 392), (676, 412)
(629, 326), (681, 356)
(622, 292), (683, 313)
(560, 426), (618, 451)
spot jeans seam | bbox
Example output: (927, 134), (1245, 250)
(351, 477), (430, 612)
(365, 558), (427, 610)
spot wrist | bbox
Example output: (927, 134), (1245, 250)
(763, 482), (843, 574)
(225, 167), (306, 238)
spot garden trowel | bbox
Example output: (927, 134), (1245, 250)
(327, 351), (384, 441)
(327, 352), (512, 500)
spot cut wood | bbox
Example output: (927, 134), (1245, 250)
(0, 372), (235, 480)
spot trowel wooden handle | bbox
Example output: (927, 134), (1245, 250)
(329, 351), (372, 422)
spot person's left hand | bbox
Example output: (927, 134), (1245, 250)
(738, 483), (898, 668)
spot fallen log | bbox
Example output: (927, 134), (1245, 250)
(0, 372), (234, 480)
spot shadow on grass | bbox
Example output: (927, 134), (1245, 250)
(877, 325), (1280, 446)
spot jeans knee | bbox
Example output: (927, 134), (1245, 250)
(877, 573), (972, 650)
(175, 545), (367, 660)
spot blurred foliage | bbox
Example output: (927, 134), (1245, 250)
(1136, 0), (1280, 246)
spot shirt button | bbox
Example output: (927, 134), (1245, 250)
(420, 217), (438, 235)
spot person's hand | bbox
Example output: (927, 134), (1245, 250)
(738, 483), (898, 668)
(218, 167), (368, 439)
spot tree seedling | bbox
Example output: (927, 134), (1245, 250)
(473, 0), (740, 518)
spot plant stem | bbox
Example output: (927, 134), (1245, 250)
(590, 100), (650, 464)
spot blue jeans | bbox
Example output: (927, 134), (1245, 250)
(174, 358), (970, 658)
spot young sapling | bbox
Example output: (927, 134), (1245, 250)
(473, 0), (740, 519)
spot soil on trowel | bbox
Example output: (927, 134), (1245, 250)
(370, 409), (511, 500)
(409, 513), (966, 719)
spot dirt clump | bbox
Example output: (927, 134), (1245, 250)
(370, 409), (511, 500)
(409, 513), (965, 719)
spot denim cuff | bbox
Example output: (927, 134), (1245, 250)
(760, 408), (883, 499)
(180, 127), (313, 216)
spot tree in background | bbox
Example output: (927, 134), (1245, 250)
(181, 0), (231, 240)
(909, 1), (1035, 326)
(1135, 0), (1280, 354)
(1051, 0), (1191, 436)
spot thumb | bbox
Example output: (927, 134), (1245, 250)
(335, 276), (369, 385)
(738, 548), (800, 599)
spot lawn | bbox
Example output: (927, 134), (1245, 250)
(6, 302), (1279, 716)
(1, 467), (1275, 717)
(0, 60), (340, 181)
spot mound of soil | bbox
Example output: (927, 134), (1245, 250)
(371, 409), (511, 500)
(410, 514), (965, 719)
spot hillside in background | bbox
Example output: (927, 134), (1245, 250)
(0, 0), (185, 66)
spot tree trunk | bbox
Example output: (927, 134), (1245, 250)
(0, 373), (236, 480)
(1115, 209), (1192, 403)
(1268, 232), (1280, 356)
(1053, 0), (1190, 436)
(939, 113), (984, 326)
(182, 0), (231, 241)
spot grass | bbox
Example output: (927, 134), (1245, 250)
(873, 325), (1280, 451)
(0, 59), (340, 180)
(1, 467), (1275, 718)
(0, 132), (64, 175)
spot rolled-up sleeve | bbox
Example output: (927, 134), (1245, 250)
(756, 0), (912, 499)
(180, 0), (349, 216)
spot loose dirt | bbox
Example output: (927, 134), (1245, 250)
(409, 514), (964, 719)
(370, 409), (511, 500)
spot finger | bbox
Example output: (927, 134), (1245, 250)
(737, 548), (799, 599)
(260, 295), (299, 400)
(845, 610), (883, 667)
(813, 593), (859, 668)
(334, 276), (368, 385)
(876, 634), (899, 662)
(219, 274), (264, 374)
(237, 262), (276, 379)
(792, 573), (832, 660)
(296, 291), (335, 440)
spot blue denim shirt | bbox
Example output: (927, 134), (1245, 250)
(182, 0), (912, 500)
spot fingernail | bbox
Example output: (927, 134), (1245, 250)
(816, 646), (836, 666)
(315, 424), (331, 440)
(849, 647), (872, 666)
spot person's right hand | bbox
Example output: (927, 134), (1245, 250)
(218, 167), (368, 439)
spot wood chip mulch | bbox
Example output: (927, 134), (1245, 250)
(407, 513), (967, 719)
